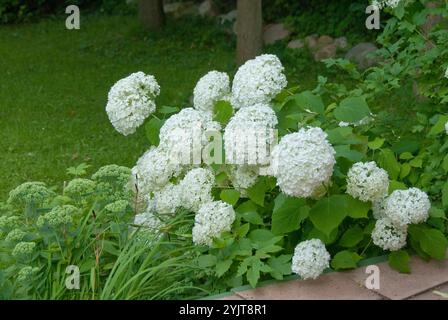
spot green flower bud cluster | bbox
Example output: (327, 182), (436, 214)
(12, 241), (36, 258)
(0, 215), (21, 232)
(92, 165), (131, 201)
(17, 266), (39, 283)
(64, 178), (96, 198)
(5, 228), (27, 242)
(104, 200), (129, 214)
(36, 205), (78, 229)
(8, 182), (54, 207)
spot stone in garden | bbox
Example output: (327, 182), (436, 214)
(263, 23), (291, 45)
(287, 39), (305, 49)
(219, 9), (237, 25)
(345, 42), (378, 69)
(334, 36), (349, 50)
(198, 0), (219, 18)
(164, 1), (197, 18)
(313, 43), (337, 61)
(305, 34), (318, 51)
(317, 35), (334, 47)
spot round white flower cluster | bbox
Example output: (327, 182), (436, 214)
(224, 103), (278, 165)
(346, 161), (389, 202)
(192, 201), (235, 246)
(371, 0), (402, 9)
(271, 127), (336, 198)
(193, 71), (230, 114)
(179, 168), (215, 212)
(106, 72), (160, 136)
(372, 195), (387, 219)
(131, 146), (184, 195)
(383, 188), (431, 228)
(231, 54), (287, 109)
(133, 210), (164, 233)
(371, 217), (407, 251)
(291, 239), (331, 280)
(148, 183), (182, 214)
(159, 107), (221, 163)
(228, 165), (259, 195)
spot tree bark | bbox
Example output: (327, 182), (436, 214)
(236, 0), (263, 65)
(139, 0), (165, 31)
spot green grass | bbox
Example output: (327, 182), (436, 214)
(0, 14), (237, 200)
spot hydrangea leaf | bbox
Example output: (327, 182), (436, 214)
(388, 250), (411, 274)
(213, 100), (233, 125)
(294, 90), (325, 114)
(145, 117), (163, 146)
(334, 97), (371, 123)
(309, 195), (348, 236)
(331, 250), (361, 270)
(339, 226), (364, 247)
(271, 194), (309, 235)
(220, 189), (240, 206)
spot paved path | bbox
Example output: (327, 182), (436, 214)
(217, 257), (448, 300)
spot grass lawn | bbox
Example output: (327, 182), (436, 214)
(0, 13), (417, 200)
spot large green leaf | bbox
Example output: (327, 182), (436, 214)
(378, 149), (401, 180)
(271, 194), (309, 235)
(294, 90), (325, 114)
(213, 100), (233, 125)
(145, 117), (164, 146)
(409, 225), (448, 260)
(220, 189), (240, 206)
(309, 195), (348, 236)
(346, 196), (370, 219)
(388, 250), (411, 274)
(339, 226), (364, 247)
(331, 251), (362, 270)
(334, 97), (371, 123)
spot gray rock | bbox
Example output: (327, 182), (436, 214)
(317, 35), (334, 47)
(287, 39), (305, 49)
(263, 23), (291, 45)
(305, 34), (318, 51)
(345, 42), (378, 69)
(314, 43), (337, 61)
(198, 0), (219, 18)
(334, 37), (349, 50)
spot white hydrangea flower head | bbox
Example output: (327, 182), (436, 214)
(228, 165), (259, 195)
(371, 0), (402, 9)
(372, 195), (387, 219)
(193, 71), (231, 114)
(445, 121), (448, 134)
(271, 127), (336, 198)
(384, 188), (431, 227)
(346, 161), (389, 202)
(224, 103), (278, 165)
(371, 217), (407, 251)
(291, 239), (330, 280)
(148, 183), (182, 214)
(133, 210), (163, 234)
(159, 108), (221, 164)
(231, 54), (287, 109)
(180, 168), (215, 212)
(131, 146), (184, 195)
(192, 200), (235, 246)
(106, 72), (160, 136)
(445, 67), (448, 79)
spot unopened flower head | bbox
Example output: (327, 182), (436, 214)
(92, 164), (132, 200)
(0, 216), (21, 232)
(180, 168), (215, 212)
(384, 188), (430, 227)
(5, 228), (26, 243)
(8, 182), (53, 207)
(224, 103), (278, 165)
(17, 266), (39, 283)
(271, 127), (336, 198)
(291, 239), (330, 280)
(36, 205), (78, 229)
(64, 178), (96, 198)
(106, 72), (160, 135)
(371, 217), (407, 251)
(346, 161), (389, 202)
(193, 71), (230, 114)
(12, 241), (36, 258)
(104, 200), (129, 214)
(192, 200), (235, 246)
(231, 54), (287, 109)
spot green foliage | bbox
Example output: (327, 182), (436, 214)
(388, 250), (411, 274)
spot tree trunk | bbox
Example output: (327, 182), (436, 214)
(139, 0), (165, 31)
(236, 0), (263, 65)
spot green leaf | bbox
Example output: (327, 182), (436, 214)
(213, 100), (233, 125)
(271, 194), (309, 235)
(159, 105), (179, 114)
(246, 178), (269, 206)
(216, 260), (233, 277)
(236, 200), (258, 214)
(235, 223), (250, 237)
(220, 189), (240, 206)
(367, 137), (385, 150)
(334, 145), (364, 162)
(240, 211), (264, 225)
(309, 195), (348, 236)
(409, 225), (448, 260)
(346, 196), (370, 219)
(331, 251), (362, 270)
(389, 180), (407, 193)
(268, 255), (292, 280)
(145, 117), (164, 146)
(198, 255), (217, 268)
(339, 226), (364, 247)
(307, 227), (339, 245)
(388, 250), (411, 274)
(442, 182), (448, 209)
(247, 260), (261, 288)
(428, 115), (448, 136)
(334, 97), (371, 123)
(294, 90), (325, 114)
(378, 149), (401, 180)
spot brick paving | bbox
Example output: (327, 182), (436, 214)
(214, 257), (448, 300)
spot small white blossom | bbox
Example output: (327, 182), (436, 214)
(193, 71), (230, 114)
(384, 188), (431, 227)
(346, 161), (389, 202)
(106, 72), (160, 135)
(224, 103), (278, 165)
(271, 127), (336, 198)
(228, 165), (259, 195)
(231, 54), (287, 109)
(148, 183), (182, 214)
(371, 217), (407, 251)
(192, 200), (235, 246)
(131, 146), (184, 195)
(291, 239), (330, 280)
(179, 168), (215, 212)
